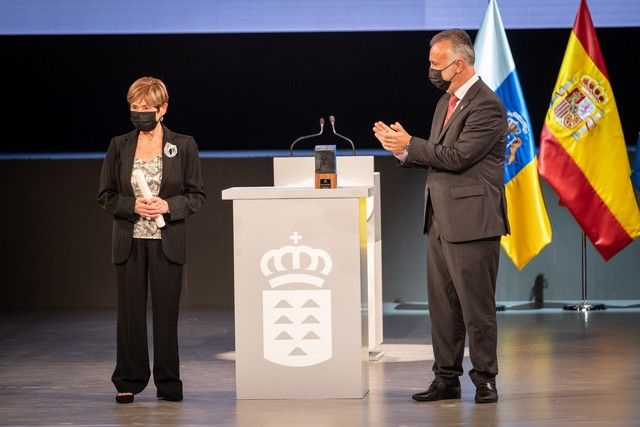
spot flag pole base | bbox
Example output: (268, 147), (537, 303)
(563, 301), (606, 311)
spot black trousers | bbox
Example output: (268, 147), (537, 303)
(112, 239), (183, 397)
(426, 207), (500, 386)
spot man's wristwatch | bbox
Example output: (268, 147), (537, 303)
(404, 137), (411, 152)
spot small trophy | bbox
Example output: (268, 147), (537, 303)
(314, 145), (337, 189)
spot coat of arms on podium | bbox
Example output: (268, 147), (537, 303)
(260, 231), (333, 367)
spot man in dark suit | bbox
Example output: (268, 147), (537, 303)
(373, 29), (509, 404)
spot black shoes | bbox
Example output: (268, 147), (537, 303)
(157, 391), (183, 402)
(475, 382), (498, 404)
(115, 392), (134, 404)
(115, 391), (183, 403)
(412, 379), (461, 402)
(412, 379), (499, 403)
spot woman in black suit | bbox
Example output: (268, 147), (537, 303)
(98, 76), (205, 404)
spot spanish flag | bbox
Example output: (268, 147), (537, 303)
(538, 0), (640, 260)
(475, 0), (552, 270)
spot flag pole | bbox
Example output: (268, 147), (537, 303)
(563, 232), (606, 311)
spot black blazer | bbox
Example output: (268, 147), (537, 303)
(403, 78), (509, 242)
(98, 125), (205, 264)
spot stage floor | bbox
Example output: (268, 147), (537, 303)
(2, 303), (639, 426)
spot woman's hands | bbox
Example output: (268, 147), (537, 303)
(134, 197), (169, 220)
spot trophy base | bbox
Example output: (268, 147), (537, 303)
(315, 173), (337, 189)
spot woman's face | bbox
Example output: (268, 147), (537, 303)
(130, 99), (157, 112)
(130, 99), (167, 120)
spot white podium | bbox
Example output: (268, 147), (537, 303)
(273, 156), (384, 355)
(221, 185), (372, 399)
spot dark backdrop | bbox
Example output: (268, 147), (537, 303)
(2, 28), (639, 154)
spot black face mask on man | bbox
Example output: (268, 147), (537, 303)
(428, 60), (458, 92)
(130, 111), (158, 132)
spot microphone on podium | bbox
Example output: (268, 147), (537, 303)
(315, 144), (337, 189)
(289, 117), (325, 156)
(329, 115), (355, 156)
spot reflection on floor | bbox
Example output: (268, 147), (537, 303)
(1, 303), (639, 426)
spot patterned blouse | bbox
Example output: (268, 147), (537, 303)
(131, 155), (163, 239)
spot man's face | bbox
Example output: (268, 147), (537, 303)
(429, 40), (458, 80)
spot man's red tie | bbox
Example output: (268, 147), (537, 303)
(444, 94), (458, 125)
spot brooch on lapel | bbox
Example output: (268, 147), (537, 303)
(164, 142), (177, 158)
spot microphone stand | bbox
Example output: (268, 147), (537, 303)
(289, 118), (325, 156)
(329, 115), (356, 156)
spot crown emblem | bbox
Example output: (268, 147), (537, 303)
(580, 75), (607, 105)
(260, 231), (333, 288)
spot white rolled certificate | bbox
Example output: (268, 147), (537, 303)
(132, 169), (166, 228)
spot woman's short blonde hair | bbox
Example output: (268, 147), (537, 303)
(126, 76), (169, 108)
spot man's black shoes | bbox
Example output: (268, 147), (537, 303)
(475, 382), (498, 404)
(412, 379), (461, 402)
(412, 379), (499, 403)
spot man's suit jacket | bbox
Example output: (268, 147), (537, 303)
(405, 78), (509, 243)
(98, 125), (206, 264)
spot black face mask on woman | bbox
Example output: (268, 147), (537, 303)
(130, 111), (158, 132)
(428, 60), (457, 92)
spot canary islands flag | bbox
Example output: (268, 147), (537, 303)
(538, 0), (640, 260)
(474, 0), (552, 270)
